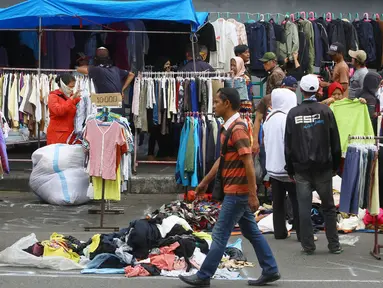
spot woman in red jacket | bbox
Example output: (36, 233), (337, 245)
(47, 74), (81, 145)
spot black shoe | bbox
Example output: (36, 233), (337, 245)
(179, 274), (210, 287)
(248, 272), (281, 286)
(330, 247), (344, 254)
(301, 248), (315, 255)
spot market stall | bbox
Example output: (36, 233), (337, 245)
(0, 0), (208, 147)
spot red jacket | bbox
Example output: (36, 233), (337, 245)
(47, 90), (80, 145)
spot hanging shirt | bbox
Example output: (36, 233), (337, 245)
(54, 30), (75, 69)
(84, 120), (126, 180)
(330, 98), (375, 155)
(210, 19), (238, 71)
(227, 19), (248, 45)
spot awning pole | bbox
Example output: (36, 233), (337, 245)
(37, 17), (42, 148)
(190, 24), (196, 72)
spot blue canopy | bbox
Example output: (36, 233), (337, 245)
(0, 0), (205, 31)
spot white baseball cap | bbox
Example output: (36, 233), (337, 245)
(300, 74), (319, 93)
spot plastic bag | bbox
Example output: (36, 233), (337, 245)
(254, 155), (263, 184)
(29, 144), (90, 206)
(339, 235), (360, 246)
(0, 233), (83, 270)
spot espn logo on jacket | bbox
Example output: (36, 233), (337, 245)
(294, 114), (320, 124)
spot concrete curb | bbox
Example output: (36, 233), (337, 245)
(0, 172), (182, 194)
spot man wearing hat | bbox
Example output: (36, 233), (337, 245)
(259, 52), (286, 95)
(320, 42), (350, 98)
(349, 50), (368, 99)
(285, 74), (342, 255)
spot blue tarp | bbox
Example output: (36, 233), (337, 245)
(0, 0), (206, 31)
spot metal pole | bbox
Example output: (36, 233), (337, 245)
(37, 17), (42, 148)
(190, 25), (197, 72)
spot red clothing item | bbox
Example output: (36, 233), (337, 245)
(124, 266), (150, 278)
(47, 90), (80, 145)
(328, 82), (344, 97)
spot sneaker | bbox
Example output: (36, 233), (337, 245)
(314, 235), (318, 241)
(330, 247), (344, 254)
(301, 248), (315, 255)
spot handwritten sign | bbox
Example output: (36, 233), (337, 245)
(91, 93), (122, 108)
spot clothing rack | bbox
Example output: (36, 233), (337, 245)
(0, 67), (76, 72)
(348, 135), (382, 260)
(84, 106), (124, 232)
(133, 71), (229, 173)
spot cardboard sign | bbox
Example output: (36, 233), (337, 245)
(91, 93), (122, 108)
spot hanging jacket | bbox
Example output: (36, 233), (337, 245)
(327, 19), (347, 48)
(370, 20), (382, 70)
(297, 30), (310, 75)
(285, 100), (341, 175)
(314, 19), (330, 62)
(278, 21), (299, 62)
(311, 21), (323, 67)
(297, 19), (315, 73)
(342, 21), (359, 61)
(261, 22), (277, 54)
(245, 22), (267, 71)
(353, 20), (376, 64)
(47, 90), (80, 145)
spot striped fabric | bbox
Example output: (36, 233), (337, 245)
(220, 118), (252, 195)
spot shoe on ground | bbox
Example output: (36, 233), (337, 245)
(314, 235), (318, 241)
(330, 247), (344, 254)
(248, 272), (281, 286)
(301, 248), (315, 255)
(179, 274), (210, 287)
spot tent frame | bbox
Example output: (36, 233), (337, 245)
(2, 16), (198, 231)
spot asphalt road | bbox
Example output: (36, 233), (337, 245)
(0, 192), (382, 288)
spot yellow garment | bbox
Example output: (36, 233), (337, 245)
(193, 232), (212, 241)
(370, 157), (380, 216)
(92, 166), (121, 201)
(88, 234), (101, 254)
(41, 233), (80, 263)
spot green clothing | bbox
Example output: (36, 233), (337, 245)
(330, 99), (374, 155)
(185, 121), (195, 172)
(278, 21), (299, 62)
(298, 19), (315, 74)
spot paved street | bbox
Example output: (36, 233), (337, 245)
(0, 192), (382, 288)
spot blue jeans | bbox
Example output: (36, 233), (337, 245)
(197, 195), (278, 279)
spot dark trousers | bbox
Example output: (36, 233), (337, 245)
(295, 170), (340, 252)
(270, 178), (300, 240)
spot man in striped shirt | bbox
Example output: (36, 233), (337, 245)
(179, 88), (280, 287)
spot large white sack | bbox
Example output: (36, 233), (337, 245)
(29, 144), (90, 206)
(0, 233), (84, 270)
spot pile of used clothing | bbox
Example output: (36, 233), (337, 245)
(0, 214), (251, 280)
(151, 200), (221, 231)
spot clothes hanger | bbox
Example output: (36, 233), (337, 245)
(259, 14), (265, 22)
(308, 11), (315, 21)
(363, 12), (371, 22)
(237, 13), (241, 21)
(326, 12), (332, 22)
(265, 13), (271, 21)
(290, 13), (295, 22)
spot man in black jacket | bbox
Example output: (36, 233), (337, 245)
(284, 74), (342, 255)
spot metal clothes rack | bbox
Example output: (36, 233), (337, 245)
(133, 71), (230, 173)
(84, 106), (125, 232)
(348, 135), (382, 260)
(0, 67), (76, 72)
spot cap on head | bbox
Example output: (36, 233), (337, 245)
(300, 74), (319, 93)
(328, 42), (345, 56)
(259, 52), (277, 62)
(349, 50), (367, 63)
(282, 76), (298, 89)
